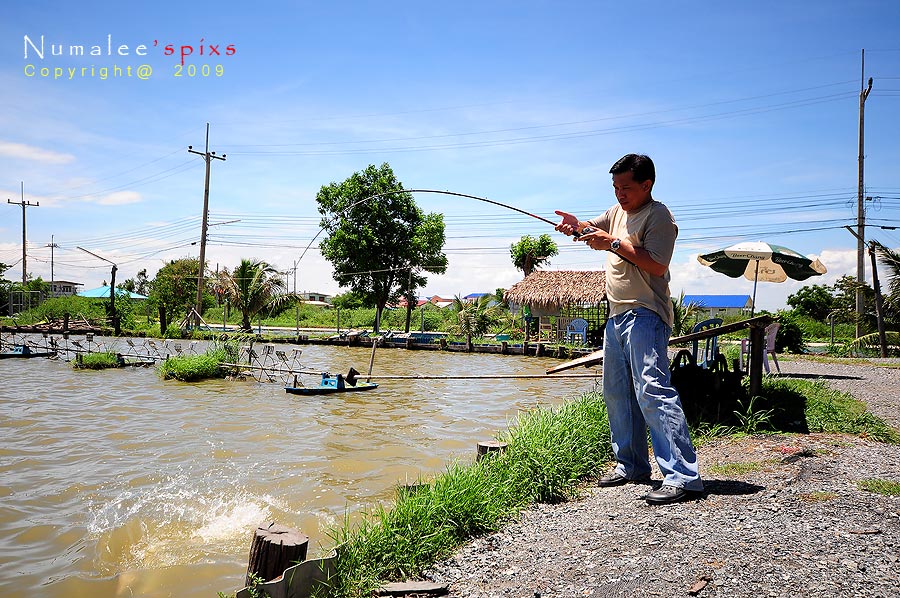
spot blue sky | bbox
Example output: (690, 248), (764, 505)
(2, 1), (899, 311)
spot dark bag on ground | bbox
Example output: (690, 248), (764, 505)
(670, 349), (745, 426)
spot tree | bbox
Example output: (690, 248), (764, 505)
(0, 263), (11, 315)
(671, 291), (702, 337)
(786, 284), (834, 321)
(831, 274), (874, 326)
(218, 258), (297, 331)
(120, 269), (150, 296)
(316, 163), (447, 332)
(450, 295), (501, 349)
(872, 241), (900, 325)
(150, 258), (204, 332)
(331, 290), (367, 310)
(510, 234), (558, 277)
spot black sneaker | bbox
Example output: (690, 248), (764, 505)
(598, 470), (651, 487)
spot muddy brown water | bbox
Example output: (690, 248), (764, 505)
(0, 336), (599, 597)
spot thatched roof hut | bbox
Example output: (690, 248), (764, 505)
(504, 270), (607, 311)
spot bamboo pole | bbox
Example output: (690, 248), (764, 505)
(354, 373), (600, 380)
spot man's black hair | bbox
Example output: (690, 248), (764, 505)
(609, 154), (655, 184)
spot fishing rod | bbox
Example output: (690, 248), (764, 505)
(295, 187), (598, 267)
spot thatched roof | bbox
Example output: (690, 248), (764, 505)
(504, 270), (607, 309)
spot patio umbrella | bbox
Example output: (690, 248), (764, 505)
(697, 241), (827, 316)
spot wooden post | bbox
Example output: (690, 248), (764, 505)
(536, 343), (544, 357)
(246, 522), (309, 585)
(500, 341), (508, 355)
(748, 323), (765, 397)
(476, 440), (508, 461)
(439, 338), (447, 350)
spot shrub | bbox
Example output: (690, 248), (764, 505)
(74, 351), (121, 370)
(158, 341), (239, 381)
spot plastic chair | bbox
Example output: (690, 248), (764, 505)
(740, 322), (781, 373)
(690, 318), (722, 368)
(565, 318), (589, 344)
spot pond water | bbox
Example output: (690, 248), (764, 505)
(0, 336), (599, 597)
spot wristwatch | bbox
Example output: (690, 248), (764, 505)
(609, 238), (621, 252)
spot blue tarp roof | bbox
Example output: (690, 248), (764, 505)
(682, 294), (751, 308)
(464, 293), (490, 299)
(78, 285), (148, 300)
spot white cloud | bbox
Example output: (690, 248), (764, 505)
(0, 140), (75, 164)
(92, 191), (142, 206)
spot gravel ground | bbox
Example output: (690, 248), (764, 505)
(425, 358), (900, 598)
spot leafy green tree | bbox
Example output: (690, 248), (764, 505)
(316, 163), (447, 332)
(218, 258), (298, 331)
(120, 269), (150, 296)
(0, 263), (12, 315)
(510, 234), (558, 277)
(331, 290), (367, 310)
(150, 258), (204, 333)
(786, 284), (834, 321)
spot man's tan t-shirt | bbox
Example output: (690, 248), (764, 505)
(588, 199), (677, 329)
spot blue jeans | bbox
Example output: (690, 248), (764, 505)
(603, 308), (703, 491)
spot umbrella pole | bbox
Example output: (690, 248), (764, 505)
(750, 260), (760, 317)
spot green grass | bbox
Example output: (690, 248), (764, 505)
(157, 341), (240, 381)
(857, 478), (900, 496)
(324, 394), (612, 596)
(74, 351), (120, 370)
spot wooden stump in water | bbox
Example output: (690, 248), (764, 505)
(476, 440), (508, 461)
(246, 522), (309, 585)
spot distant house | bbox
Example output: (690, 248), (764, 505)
(463, 292), (490, 304)
(429, 295), (454, 308)
(300, 291), (331, 305)
(49, 280), (82, 298)
(395, 297), (429, 308)
(682, 294), (753, 318)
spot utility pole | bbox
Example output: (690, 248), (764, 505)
(7, 182), (39, 286)
(845, 226), (887, 357)
(188, 123), (226, 327)
(46, 235), (58, 296)
(76, 246), (119, 335)
(856, 49), (873, 338)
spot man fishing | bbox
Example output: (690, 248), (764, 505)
(555, 153), (703, 505)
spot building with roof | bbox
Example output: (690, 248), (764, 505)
(682, 294), (753, 318)
(504, 270), (607, 345)
(49, 280), (82, 298)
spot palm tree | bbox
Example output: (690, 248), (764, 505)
(848, 241), (900, 355)
(218, 259), (297, 331)
(450, 295), (502, 350)
(873, 241), (900, 320)
(671, 291), (702, 337)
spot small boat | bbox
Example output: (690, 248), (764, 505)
(285, 372), (378, 395)
(0, 344), (57, 359)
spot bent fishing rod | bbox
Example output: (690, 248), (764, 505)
(295, 188), (594, 266)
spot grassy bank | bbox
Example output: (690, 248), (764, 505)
(313, 377), (897, 597)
